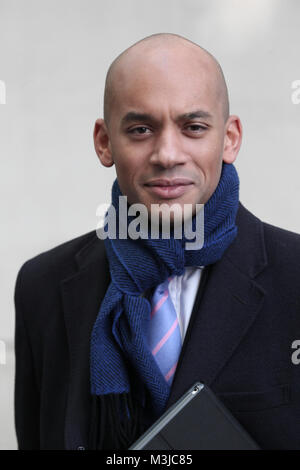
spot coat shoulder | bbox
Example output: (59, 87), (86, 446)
(262, 218), (300, 244)
(262, 216), (300, 262)
(15, 230), (103, 301)
(238, 202), (300, 268)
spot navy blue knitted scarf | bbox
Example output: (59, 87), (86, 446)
(89, 162), (239, 449)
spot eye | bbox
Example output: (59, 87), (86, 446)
(128, 126), (152, 135)
(185, 124), (207, 133)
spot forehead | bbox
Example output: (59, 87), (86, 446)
(110, 46), (221, 120)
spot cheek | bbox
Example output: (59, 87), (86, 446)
(203, 137), (224, 160)
(112, 153), (141, 197)
(117, 159), (141, 183)
(190, 140), (223, 181)
(203, 144), (223, 173)
(113, 147), (148, 185)
(191, 136), (224, 199)
(188, 130), (223, 160)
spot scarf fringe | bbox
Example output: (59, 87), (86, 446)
(88, 392), (147, 450)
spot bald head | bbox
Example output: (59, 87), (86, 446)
(103, 33), (229, 125)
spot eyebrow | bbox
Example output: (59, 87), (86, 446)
(121, 112), (157, 125)
(121, 109), (213, 125)
(176, 110), (213, 121)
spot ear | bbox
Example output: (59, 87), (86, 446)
(222, 115), (242, 164)
(93, 118), (114, 167)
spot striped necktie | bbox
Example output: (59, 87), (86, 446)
(147, 276), (182, 386)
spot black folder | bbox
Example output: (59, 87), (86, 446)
(129, 382), (260, 450)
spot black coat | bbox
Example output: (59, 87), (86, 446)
(14, 202), (300, 449)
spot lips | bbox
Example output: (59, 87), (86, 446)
(144, 178), (194, 199)
(145, 178), (194, 187)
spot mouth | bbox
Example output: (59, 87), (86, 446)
(144, 179), (194, 199)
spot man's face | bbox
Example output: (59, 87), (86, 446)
(97, 45), (239, 221)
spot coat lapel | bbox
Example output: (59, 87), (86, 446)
(165, 202), (268, 408)
(60, 235), (110, 450)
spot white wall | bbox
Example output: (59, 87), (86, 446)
(1, 0), (300, 449)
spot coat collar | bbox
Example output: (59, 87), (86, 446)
(224, 201), (267, 279)
(60, 201), (268, 449)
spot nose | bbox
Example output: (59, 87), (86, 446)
(149, 126), (187, 168)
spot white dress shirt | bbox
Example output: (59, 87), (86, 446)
(168, 266), (204, 344)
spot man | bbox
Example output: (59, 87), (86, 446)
(14, 33), (300, 450)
